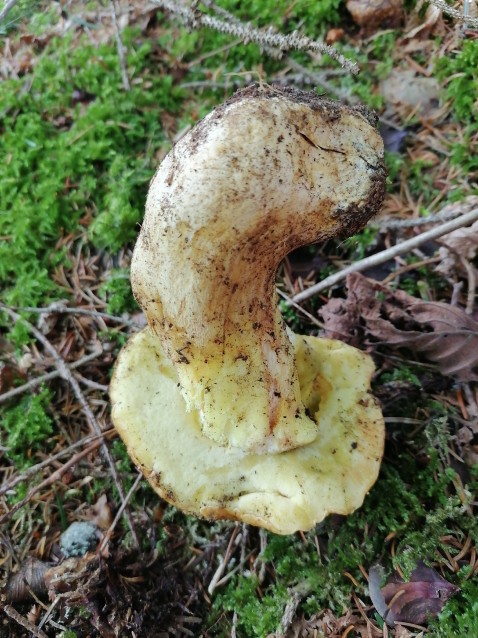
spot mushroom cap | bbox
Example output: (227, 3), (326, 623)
(111, 327), (384, 535)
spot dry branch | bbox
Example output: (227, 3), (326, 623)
(0, 439), (103, 524)
(291, 208), (478, 304)
(155, 0), (360, 74)
(0, 350), (102, 405)
(431, 0), (478, 27)
(0, 429), (115, 498)
(0, 306), (139, 548)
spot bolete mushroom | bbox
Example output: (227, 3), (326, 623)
(110, 85), (386, 535)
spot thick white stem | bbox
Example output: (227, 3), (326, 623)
(131, 86), (386, 453)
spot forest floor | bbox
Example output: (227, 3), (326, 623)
(1, 1), (478, 636)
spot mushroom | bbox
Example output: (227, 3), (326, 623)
(110, 85), (386, 535)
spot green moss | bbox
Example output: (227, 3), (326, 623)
(431, 571), (478, 636)
(380, 365), (422, 387)
(213, 576), (288, 637)
(211, 438), (477, 634)
(99, 269), (138, 316)
(0, 30), (183, 307)
(435, 40), (478, 176)
(436, 40), (478, 124)
(1, 387), (54, 468)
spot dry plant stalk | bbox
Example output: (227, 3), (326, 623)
(431, 0), (478, 28)
(0, 307), (139, 548)
(291, 207), (478, 304)
(155, 0), (360, 74)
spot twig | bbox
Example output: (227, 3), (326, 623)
(231, 611), (238, 638)
(277, 288), (323, 328)
(208, 524), (240, 595)
(431, 0), (478, 27)
(278, 591), (302, 637)
(12, 305), (141, 328)
(0, 429), (115, 498)
(0, 440), (103, 524)
(0, 0), (18, 23)
(214, 549), (255, 588)
(378, 210), (463, 229)
(459, 257), (477, 315)
(378, 196), (478, 229)
(0, 307), (140, 549)
(109, 0), (130, 90)
(74, 372), (109, 392)
(380, 255), (441, 285)
(3, 604), (48, 638)
(97, 472), (143, 555)
(291, 208), (478, 304)
(0, 350), (102, 405)
(155, 0), (359, 74)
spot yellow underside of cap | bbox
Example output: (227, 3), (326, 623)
(110, 328), (384, 535)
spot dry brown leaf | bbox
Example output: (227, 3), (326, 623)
(404, 2), (442, 39)
(369, 562), (459, 627)
(89, 494), (113, 530)
(380, 68), (441, 118)
(436, 219), (478, 278)
(320, 273), (478, 381)
(346, 0), (403, 30)
(456, 422), (478, 466)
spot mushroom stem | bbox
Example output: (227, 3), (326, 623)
(131, 85), (386, 454)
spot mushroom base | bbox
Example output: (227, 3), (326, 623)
(110, 328), (384, 535)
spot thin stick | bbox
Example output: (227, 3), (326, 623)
(110, 0), (130, 90)
(3, 604), (48, 638)
(460, 257), (477, 315)
(379, 197), (478, 229)
(0, 440), (102, 524)
(12, 305), (140, 328)
(0, 350), (102, 405)
(0, 0), (18, 23)
(291, 208), (478, 304)
(380, 255), (441, 286)
(431, 0), (478, 27)
(208, 524), (240, 595)
(277, 288), (323, 328)
(0, 307), (139, 549)
(155, 0), (359, 74)
(0, 429), (115, 498)
(74, 372), (109, 392)
(96, 472), (142, 555)
(278, 591), (302, 637)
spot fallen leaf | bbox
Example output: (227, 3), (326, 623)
(380, 68), (440, 118)
(456, 422), (478, 466)
(325, 28), (345, 44)
(379, 122), (409, 153)
(89, 493), (113, 530)
(369, 562), (459, 626)
(346, 0), (403, 30)
(436, 219), (478, 278)
(320, 273), (478, 381)
(404, 3), (442, 39)
(0, 362), (21, 394)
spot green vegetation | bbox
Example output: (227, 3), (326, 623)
(99, 269), (138, 316)
(1, 387), (53, 468)
(1, 2), (477, 636)
(436, 40), (478, 175)
(0, 30), (183, 307)
(211, 447), (477, 636)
